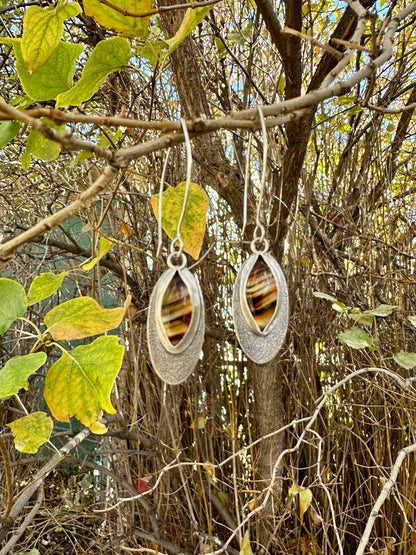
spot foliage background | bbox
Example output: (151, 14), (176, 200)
(1, 0), (416, 553)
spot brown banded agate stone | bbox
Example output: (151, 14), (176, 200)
(161, 272), (193, 346)
(246, 256), (278, 331)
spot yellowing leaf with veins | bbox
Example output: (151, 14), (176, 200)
(44, 336), (124, 434)
(22, 2), (81, 72)
(44, 296), (129, 341)
(9, 412), (53, 453)
(151, 182), (209, 260)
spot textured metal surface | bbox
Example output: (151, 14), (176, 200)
(147, 268), (205, 384)
(233, 252), (289, 364)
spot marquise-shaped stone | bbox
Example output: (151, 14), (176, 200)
(161, 271), (193, 346)
(246, 256), (278, 331)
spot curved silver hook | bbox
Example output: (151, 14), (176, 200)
(242, 131), (253, 238)
(170, 118), (192, 258)
(255, 105), (267, 242)
(157, 147), (171, 259)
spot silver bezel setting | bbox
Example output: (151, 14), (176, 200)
(233, 252), (289, 364)
(239, 253), (282, 336)
(154, 268), (201, 354)
(147, 267), (205, 384)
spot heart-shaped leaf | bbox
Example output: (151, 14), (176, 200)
(0, 352), (47, 399)
(9, 411), (53, 454)
(151, 182), (209, 259)
(44, 336), (124, 433)
(337, 327), (373, 349)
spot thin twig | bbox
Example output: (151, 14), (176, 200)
(98, 0), (220, 18)
(0, 486), (44, 555)
(362, 100), (416, 113)
(0, 437), (13, 522)
(282, 26), (344, 59)
(331, 37), (372, 53)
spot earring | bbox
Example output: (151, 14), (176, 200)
(232, 107), (289, 364)
(147, 120), (205, 385)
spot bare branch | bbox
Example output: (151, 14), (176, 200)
(356, 442), (416, 555)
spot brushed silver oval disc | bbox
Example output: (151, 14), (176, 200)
(233, 252), (289, 364)
(147, 268), (205, 384)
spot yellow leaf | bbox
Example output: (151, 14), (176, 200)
(9, 412), (53, 454)
(83, 237), (116, 271)
(44, 296), (129, 341)
(165, 5), (214, 56)
(83, 0), (151, 39)
(44, 336), (124, 433)
(150, 182), (209, 260)
(299, 488), (313, 523)
(240, 530), (254, 555)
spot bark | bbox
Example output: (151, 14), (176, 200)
(159, 2), (248, 228)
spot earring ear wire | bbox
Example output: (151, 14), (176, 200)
(156, 147), (171, 259)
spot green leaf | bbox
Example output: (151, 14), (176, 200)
(12, 39), (83, 101)
(44, 336), (124, 433)
(337, 327), (374, 349)
(22, 2), (81, 73)
(0, 120), (20, 148)
(27, 271), (68, 305)
(0, 278), (27, 333)
(227, 31), (246, 45)
(9, 412), (53, 453)
(83, 237), (115, 271)
(136, 39), (167, 67)
(150, 182), (209, 259)
(0, 352), (47, 399)
(393, 351), (416, 370)
(84, 0), (152, 38)
(313, 291), (348, 312)
(239, 530), (254, 555)
(165, 6), (214, 56)
(215, 37), (227, 60)
(349, 312), (375, 325)
(366, 304), (397, 317)
(349, 304), (397, 326)
(56, 37), (131, 108)
(20, 118), (66, 168)
(44, 296), (128, 341)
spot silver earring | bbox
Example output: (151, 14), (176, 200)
(147, 120), (205, 384)
(232, 107), (289, 364)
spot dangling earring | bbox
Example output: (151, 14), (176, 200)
(232, 106), (289, 364)
(147, 120), (205, 384)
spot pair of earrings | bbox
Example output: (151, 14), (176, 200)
(147, 110), (289, 385)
